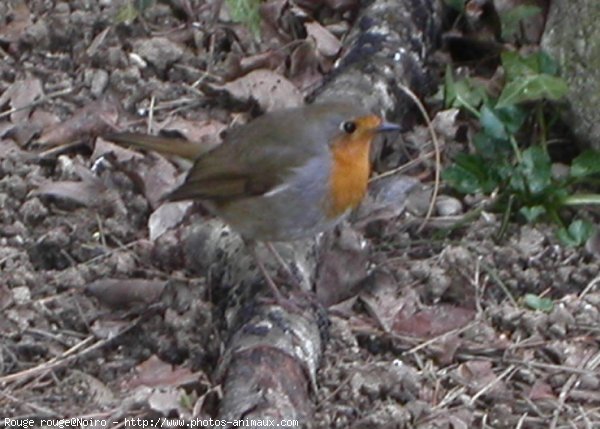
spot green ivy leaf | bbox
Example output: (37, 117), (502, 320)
(472, 132), (512, 160)
(523, 293), (554, 312)
(480, 105), (508, 140)
(115, 0), (155, 24)
(520, 146), (551, 195)
(499, 6), (542, 40)
(519, 205), (546, 222)
(496, 74), (568, 108)
(444, 0), (466, 11)
(443, 154), (498, 194)
(571, 150), (600, 178)
(501, 51), (539, 78)
(445, 68), (486, 113)
(115, 3), (139, 23)
(537, 51), (560, 75)
(494, 104), (527, 134)
(557, 219), (594, 247)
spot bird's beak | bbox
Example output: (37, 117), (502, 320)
(375, 121), (403, 133)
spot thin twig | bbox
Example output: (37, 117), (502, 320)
(479, 259), (518, 307)
(147, 94), (155, 134)
(579, 273), (600, 299)
(395, 83), (441, 232)
(469, 364), (516, 405)
(0, 87), (75, 120)
(370, 150), (435, 183)
(403, 321), (476, 356)
(0, 336), (95, 385)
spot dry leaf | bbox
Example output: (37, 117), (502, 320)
(128, 355), (200, 389)
(316, 225), (370, 306)
(305, 21), (342, 57)
(289, 39), (323, 91)
(38, 98), (119, 146)
(213, 69), (303, 111)
(86, 278), (167, 309)
(92, 138), (146, 164)
(155, 116), (225, 152)
(393, 304), (475, 337)
(148, 201), (193, 241)
(0, 0), (31, 43)
(360, 272), (417, 333)
(353, 174), (419, 228)
(134, 154), (181, 209)
(528, 379), (555, 400)
(0, 78), (44, 123)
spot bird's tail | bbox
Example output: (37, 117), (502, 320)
(103, 132), (204, 160)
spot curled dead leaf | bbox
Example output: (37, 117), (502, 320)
(305, 21), (342, 58)
(209, 69), (303, 112)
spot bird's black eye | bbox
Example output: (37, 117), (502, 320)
(341, 121), (357, 134)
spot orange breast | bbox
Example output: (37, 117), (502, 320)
(327, 135), (372, 218)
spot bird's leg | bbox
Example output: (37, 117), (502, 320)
(264, 242), (303, 290)
(245, 240), (306, 311)
(249, 243), (287, 303)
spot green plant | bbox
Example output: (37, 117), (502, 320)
(115, 0), (155, 24)
(442, 50), (600, 246)
(226, 0), (262, 39)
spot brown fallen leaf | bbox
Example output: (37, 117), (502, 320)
(154, 116), (225, 153)
(259, 0), (292, 45)
(126, 355), (201, 389)
(85, 278), (167, 309)
(0, 78), (44, 123)
(316, 224), (370, 306)
(454, 360), (509, 399)
(0, 0), (31, 44)
(210, 69), (303, 112)
(148, 201), (193, 241)
(393, 304), (475, 337)
(353, 174), (419, 229)
(360, 272), (419, 333)
(134, 153), (182, 209)
(239, 50), (288, 77)
(289, 38), (323, 91)
(528, 379), (555, 401)
(37, 98), (119, 146)
(92, 138), (146, 164)
(305, 21), (342, 58)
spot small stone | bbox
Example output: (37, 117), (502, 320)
(551, 163), (570, 180)
(435, 195), (463, 216)
(134, 37), (184, 73)
(4, 175), (27, 200)
(23, 19), (50, 50)
(12, 286), (31, 305)
(91, 69), (109, 96)
(19, 198), (48, 225)
(515, 226), (546, 257)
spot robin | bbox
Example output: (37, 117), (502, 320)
(105, 101), (402, 303)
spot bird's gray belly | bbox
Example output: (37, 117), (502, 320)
(215, 157), (342, 241)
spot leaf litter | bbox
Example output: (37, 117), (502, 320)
(0, 0), (598, 427)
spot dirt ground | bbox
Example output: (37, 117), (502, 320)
(1, 1), (599, 428)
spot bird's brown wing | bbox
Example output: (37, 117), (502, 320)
(167, 113), (321, 202)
